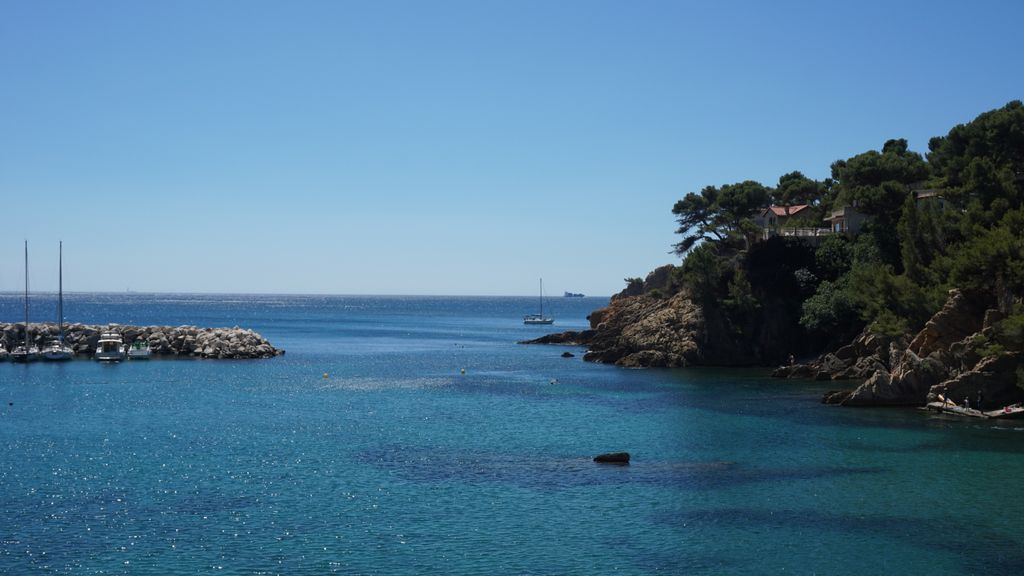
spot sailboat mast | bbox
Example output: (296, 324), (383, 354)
(539, 278), (543, 317)
(58, 241), (64, 342)
(24, 240), (29, 349)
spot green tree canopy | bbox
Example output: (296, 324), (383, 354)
(672, 180), (771, 254)
(831, 138), (929, 219)
(928, 100), (1024, 220)
(774, 171), (827, 206)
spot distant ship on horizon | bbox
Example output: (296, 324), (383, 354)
(563, 291), (585, 298)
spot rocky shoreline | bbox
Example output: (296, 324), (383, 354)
(519, 290), (704, 368)
(772, 289), (1024, 410)
(520, 265), (733, 368)
(0, 322), (284, 359)
(522, 276), (1023, 411)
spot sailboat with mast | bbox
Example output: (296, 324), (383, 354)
(43, 241), (74, 361)
(523, 278), (554, 325)
(11, 241), (40, 362)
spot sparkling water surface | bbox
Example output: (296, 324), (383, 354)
(2, 293), (1024, 574)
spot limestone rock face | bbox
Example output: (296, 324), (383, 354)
(782, 288), (1022, 409)
(775, 329), (897, 381)
(842, 370), (896, 406)
(928, 352), (1024, 411)
(907, 289), (990, 357)
(841, 350), (948, 407)
(523, 289), (709, 368)
(581, 291), (704, 368)
(0, 322), (284, 359)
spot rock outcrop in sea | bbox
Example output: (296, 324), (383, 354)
(0, 322), (283, 359)
(520, 264), (798, 367)
(522, 268), (1023, 412)
(520, 267), (705, 367)
(772, 289), (1024, 410)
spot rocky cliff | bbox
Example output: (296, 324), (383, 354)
(0, 322), (283, 359)
(523, 263), (1024, 411)
(521, 264), (797, 367)
(773, 290), (1024, 410)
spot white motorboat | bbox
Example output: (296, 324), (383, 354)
(127, 340), (151, 360)
(42, 241), (73, 361)
(95, 332), (126, 362)
(523, 278), (554, 325)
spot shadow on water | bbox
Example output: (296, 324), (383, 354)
(545, 367), (1024, 456)
(357, 444), (885, 492)
(652, 506), (1024, 576)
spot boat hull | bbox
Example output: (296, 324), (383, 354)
(523, 318), (554, 325)
(42, 344), (74, 361)
(95, 333), (126, 362)
(11, 348), (40, 363)
(95, 351), (125, 362)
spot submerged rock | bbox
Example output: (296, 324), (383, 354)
(593, 452), (631, 464)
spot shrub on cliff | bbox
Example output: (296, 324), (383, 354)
(677, 243), (723, 303)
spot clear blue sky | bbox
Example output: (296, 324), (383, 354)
(1, 0), (1021, 296)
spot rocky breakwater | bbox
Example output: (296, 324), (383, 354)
(774, 289), (1024, 410)
(0, 322), (284, 359)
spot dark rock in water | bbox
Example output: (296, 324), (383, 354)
(519, 330), (594, 346)
(561, 352), (575, 358)
(822, 390), (853, 404)
(593, 452), (630, 464)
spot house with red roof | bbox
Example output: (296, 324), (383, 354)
(753, 204), (844, 243)
(755, 204), (811, 231)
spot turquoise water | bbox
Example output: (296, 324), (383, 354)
(2, 294), (1024, 574)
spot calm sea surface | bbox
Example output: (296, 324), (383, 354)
(2, 293), (1023, 575)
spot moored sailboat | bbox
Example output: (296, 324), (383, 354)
(11, 241), (40, 362)
(42, 241), (74, 361)
(523, 278), (554, 325)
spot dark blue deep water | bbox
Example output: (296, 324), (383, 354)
(2, 293), (1024, 574)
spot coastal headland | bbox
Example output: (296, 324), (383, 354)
(523, 101), (1024, 412)
(524, 275), (1024, 411)
(0, 322), (283, 359)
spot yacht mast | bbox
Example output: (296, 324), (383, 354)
(24, 240), (30, 350)
(539, 278), (543, 317)
(58, 241), (64, 343)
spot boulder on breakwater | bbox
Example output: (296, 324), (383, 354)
(0, 322), (284, 359)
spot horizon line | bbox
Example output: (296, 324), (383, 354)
(0, 290), (612, 299)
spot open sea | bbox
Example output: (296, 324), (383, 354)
(2, 293), (1024, 575)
